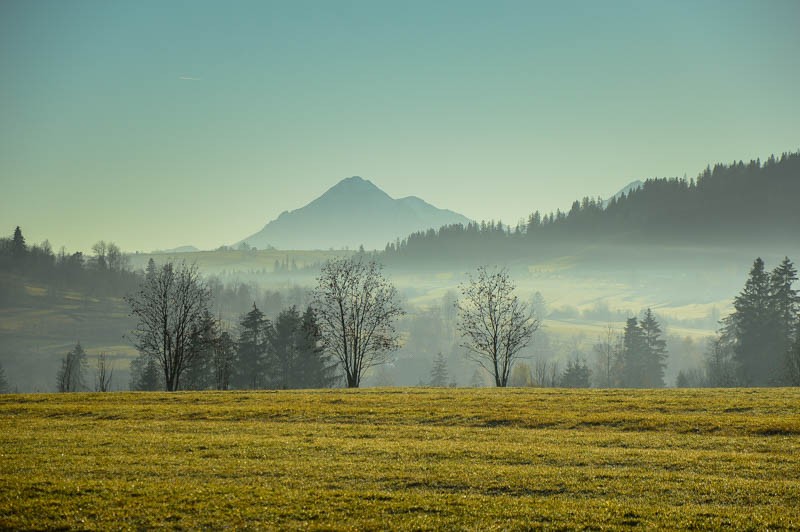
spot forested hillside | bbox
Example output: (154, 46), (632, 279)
(384, 152), (800, 264)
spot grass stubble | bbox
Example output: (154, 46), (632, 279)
(1, 387), (799, 530)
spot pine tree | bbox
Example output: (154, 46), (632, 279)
(295, 307), (339, 388)
(0, 362), (9, 393)
(724, 258), (778, 385)
(560, 357), (591, 388)
(429, 352), (449, 387)
(136, 356), (162, 391)
(267, 306), (339, 389)
(787, 336), (800, 386)
(270, 307), (301, 389)
(182, 310), (218, 390)
(621, 318), (646, 387)
(769, 257), (800, 382)
(235, 303), (270, 389)
(639, 309), (668, 387)
(11, 226), (26, 259)
(145, 258), (157, 281)
(212, 330), (237, 390)
(469, 368), (486, 387)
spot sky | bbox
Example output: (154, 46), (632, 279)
(1, 0), (798, 253)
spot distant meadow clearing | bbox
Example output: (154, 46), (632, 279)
(1, 388), (799, 530)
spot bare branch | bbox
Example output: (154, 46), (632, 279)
(456, 266), (539, 387)
(312, 257), (404, 388)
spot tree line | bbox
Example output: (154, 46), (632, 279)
(126, 260), (340, 391)
(383, 151), (800, 263)
(124, 257), (406, 391)
(678, 257), (800, 387)
(5, 222), (796, 392)
(501, 308), (669, 389)
(0, 226), (139, 303)
(124, 258), (540, 391)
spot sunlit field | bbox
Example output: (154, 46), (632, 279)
(2, 388), (799, 529)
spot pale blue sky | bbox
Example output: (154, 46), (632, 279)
(1, 1), (798, 252)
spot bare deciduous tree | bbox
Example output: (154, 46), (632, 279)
(457, 266), (539, 387)
(592, 324), (618, 388)
(125, 262), (212, 391)
(312, 257), (404, 388)
(57, 342), (87, 392)
(533, 358), (549, 387)
(95, 353), (114, 392)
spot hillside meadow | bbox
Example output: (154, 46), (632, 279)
(2, 388), (799, 529)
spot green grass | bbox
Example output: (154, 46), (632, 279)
(2, 388), (799, 530)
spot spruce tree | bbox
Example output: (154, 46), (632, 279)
(560, 357), (591, 388)
(145, 258), (157, 281)
(270, 307), (301, 389)
(724, 258), (778, 385)
(621, 318), (646, 387)
(295, 307), (339, 388)
(770, 257), (799, 382)
(640, 309), (668, 387)
(0, 362), (9, 393)
(268, 306), (339, 389)
(235, 303), (270, 389)
(137, 356), (162, 391)
(787, 337), (800, 386)
(212, 331), (237, 390)
(11, 226), (26, 259)
(429, 352), (449, 387)
(183, 310), (218, 390)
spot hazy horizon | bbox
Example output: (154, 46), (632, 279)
(2, 1), (799, 252)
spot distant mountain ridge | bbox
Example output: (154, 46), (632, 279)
(152, 245), (200, 254)
(238, 176), (472, 250)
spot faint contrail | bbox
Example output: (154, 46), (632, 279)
(179, 76), (201, 81)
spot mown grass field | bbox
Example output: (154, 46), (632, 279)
(1, 388), (799, 530)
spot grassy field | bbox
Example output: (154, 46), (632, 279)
(1, 388), (799, 530)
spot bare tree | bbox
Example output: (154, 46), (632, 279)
(312, 257), (404, 388)
(457, 266), (539, 387)
(533, 357), (550, 387)
(548, 359), (560, 387)
(705, 334), (739, 387)
(56, 342), (87, 392)
(95, 353), (114, 392)
(125, 262), (212, 391)
(592, 324), (618, 388)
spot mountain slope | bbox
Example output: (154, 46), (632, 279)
(384, 151), (800, 263)
(238, 177), (472, 250)
(603, 180), (643, 208)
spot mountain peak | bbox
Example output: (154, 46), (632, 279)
(331, 175), (374, 189)
(315, 176), (390, 205)
(237, 176), (472, 250)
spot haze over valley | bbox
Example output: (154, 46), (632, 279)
(3, 151), (799, 392)
(2, 2), (800, 527)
